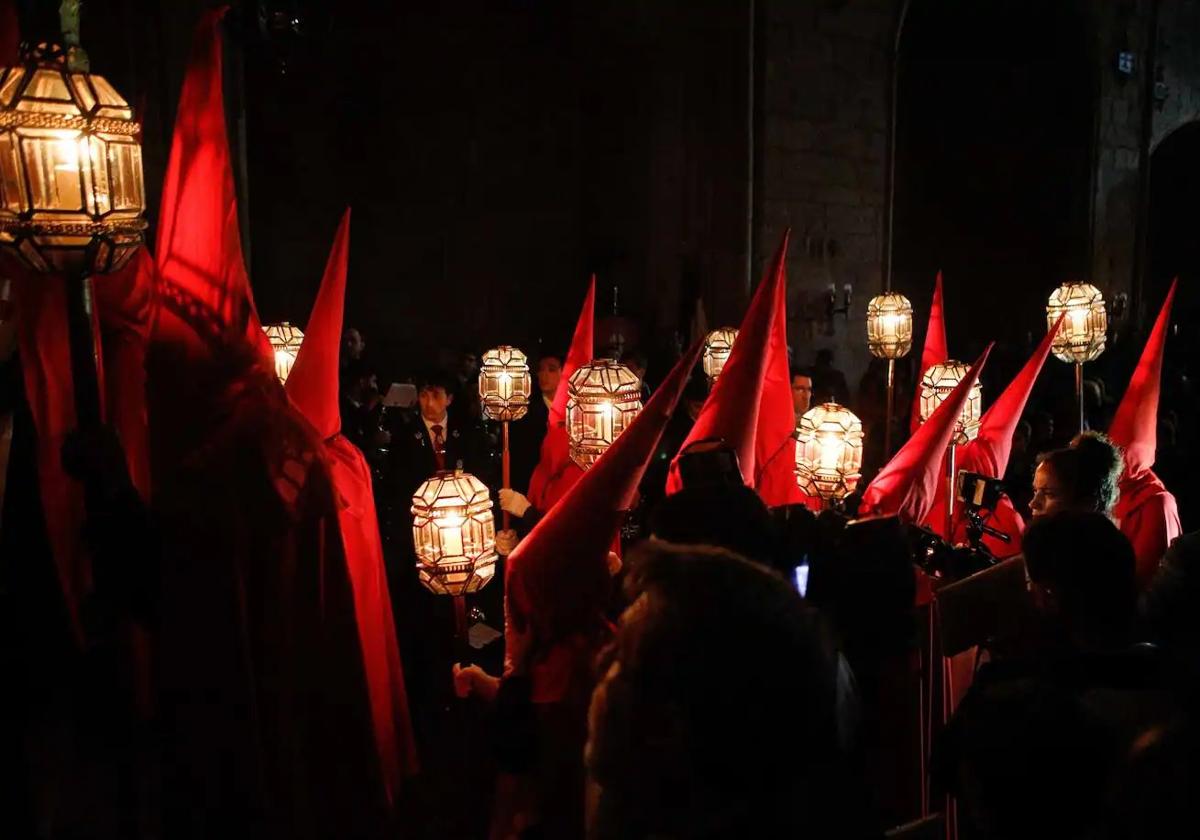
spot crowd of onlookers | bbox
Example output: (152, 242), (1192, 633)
(325, 318), (1197, 838)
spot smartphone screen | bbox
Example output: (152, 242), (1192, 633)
(793, 563), (810, 598)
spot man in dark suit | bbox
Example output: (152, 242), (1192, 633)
(379, 369), (498, 753)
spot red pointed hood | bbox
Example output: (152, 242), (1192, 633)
(549, 276), (596, 426)
(971, 314), (1063, 477)
(755, 238), (810, 506)
(152, 6), (270, 365)
(910, 271), (948, 434)
(862, 344), (992, 522)
(286, 209), (351, 440)
(1109, 279), (1177, 478)
(508, 338), (706, 638)
(667, 231), (789, 493)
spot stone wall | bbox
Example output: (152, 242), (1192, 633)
(758, 0), (897, 392)
(1089, 0), (1200, 322)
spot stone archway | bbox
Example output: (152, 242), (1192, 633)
(1148, 120), (1200, 316)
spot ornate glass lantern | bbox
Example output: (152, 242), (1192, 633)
(1046, 281), (1106, 364)
(0, 40), (146, 275)
(566, 358), (642, 470)
(478, 345), (531, 422)
(410, 469), (497, 596)
(866, 293), (913, 359)
(263, 322), (304, 384)
(794, 402), (864, 502)
(702, 327), (738, 383)
(919, 360), (982, 446)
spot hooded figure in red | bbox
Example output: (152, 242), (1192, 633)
(666, 232), (815, 509)
(920, 319), (1062, 557)
(1108, 280), (1182, 586)
(526, 277), (594, 513)
(284, 208), (418, 802)
(753, 232), (813, 507)
(861, 345), (992, 524)
(910, 272), (948, 436)
(503, 337), (704, 835)
(146, 10), (390, 836)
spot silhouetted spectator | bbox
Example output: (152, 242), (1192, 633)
(586, 542), (872, 838)
(1030, 432), (1123, 519)
(812, 348), (851, 406)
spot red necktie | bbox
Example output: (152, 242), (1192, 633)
(432, 424), (446, 471)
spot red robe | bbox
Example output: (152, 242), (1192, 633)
(1116, 470), (1182, 588)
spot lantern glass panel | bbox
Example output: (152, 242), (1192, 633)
(479, 345), (531, 422)
(1046, 282), (1106, 364)
(919, 360), (982, 445)
(866, 293), (913, 359)
(0, 48), (147, 275)
(410, 470), (497, 596)
(702, 327), (738, 382)
(566, 359), (643, 469)
(794, 402), (864, 501)
(263, 322), (304, 384)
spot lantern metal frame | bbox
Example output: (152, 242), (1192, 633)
(866, 292), (913, 457)
(919, 360), (983, 535)
(1046, 281), (1107, 433)
(0, 13), (148, 432)
(565, 358), (643, 470)
(702, 327), (738, 384)
(478, 345), (531, 423)
(479, 345), (531, 529)
(263, 322), (304, 384)
(794, 402), (864, 505)
(410, 469), (497, 598)
(0, 41), (147, 275)
(919, 360), (982, 447)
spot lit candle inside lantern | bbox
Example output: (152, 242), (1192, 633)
(702, 327), (739, 383)
(866, 293), (914, 360)
(795, 402), (864, 503)
(479, 346), (531, 422)
(1047, 281), (1106, 364)
(262, 322), (305, 384)
(566, 360), (642, 469)
(919, 360), (983, 445)
(410, 469), (497, 596)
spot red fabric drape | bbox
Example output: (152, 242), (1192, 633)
(910, 271), (947, 435)
(507, 339), (705, 701)
(666, 232), (789, 496)
(285, 209), (419, 798)
(861, 345), (993, 523)
(153, 5), (271, 369)
(95, 248), (156, 498)
(755, 237), (814, 508)
(147, 10), (392, 834)
(528, 277), (594, 512)
(1108, 280), (1181, 584)
(11, 271), (86, 641)
(920, 318), (1061, 555)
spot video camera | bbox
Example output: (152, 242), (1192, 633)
(911, 471), (1013, 583)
